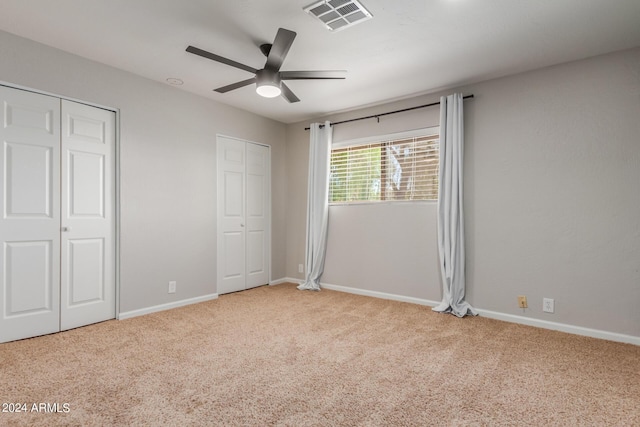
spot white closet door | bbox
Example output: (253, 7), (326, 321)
(217, 137), (247, 294)
(60, 100), (115, 330)
(0, 86), (61, 343)
(217, 136), (270, 295)
(0, 86), (116, 343)
(245, 143), (270, 289)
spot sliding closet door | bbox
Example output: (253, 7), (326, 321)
(60, 100), (115, 331)
(0, 87), (61, 343)
(217, 136), (270, 295)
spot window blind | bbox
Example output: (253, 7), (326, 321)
(329, 134), (439, 203)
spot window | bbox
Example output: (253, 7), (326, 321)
(329, 128), (439, 203)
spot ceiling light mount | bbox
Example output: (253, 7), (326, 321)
(166, 78), (184, 86)
(304, 0), (373, 32)
(259, 44), (272, 57)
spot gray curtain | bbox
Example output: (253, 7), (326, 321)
(432, 94), (477, 317)
(298, 121), (332, 291)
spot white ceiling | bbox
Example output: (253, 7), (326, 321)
(1, 0), (639, 124)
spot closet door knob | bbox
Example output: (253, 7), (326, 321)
(61, 226), (71, 232)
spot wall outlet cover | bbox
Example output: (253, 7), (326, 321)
(518, 295), (528, 308)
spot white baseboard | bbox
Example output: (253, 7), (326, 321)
(475, 308), (640, 346)
(119, 280), (295, 320)
(269, 277), (300, 286)
(320, 282), (441, 307)
(319, 282), (640, 346)
(118, 293), (218, 320)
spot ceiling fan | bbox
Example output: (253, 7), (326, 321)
(186, 28), (346, 103)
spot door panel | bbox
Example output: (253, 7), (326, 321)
(68, 151), (105, 217)
(4, 99), (55, 134)
(224, 171), (243, 217)
(247, 230), (265, 274)
(5, 142), (54, 217)
(0, 86), (61, 343)
(60, 100), (115, 331)
(66, 238), (105, 306)
(246, 174), (264, 216)
(5, 240), (54, 315)
(223, 232), (244, 279)
(67, 114), (105, 143)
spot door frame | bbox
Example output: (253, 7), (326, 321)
(216, 134), (272, 294)
(0, 81), (121, 320)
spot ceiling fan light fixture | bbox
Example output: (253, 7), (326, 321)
(256, 82), (281, 98)
(255, 69), (282, 98)
(187, 28), (345, 103)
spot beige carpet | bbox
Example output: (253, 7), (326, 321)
(0, 283), (638, 426)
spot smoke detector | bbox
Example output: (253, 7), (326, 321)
(304, 0), (373, 32)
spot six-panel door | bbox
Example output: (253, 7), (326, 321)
(0, 87), (61, 343)
(245, 143), (270, 289)
(60, 100), (115, 331)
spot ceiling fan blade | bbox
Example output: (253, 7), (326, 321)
(280, 83), (300, 103)
(186, 45), (257, 74)
(280, 70), (347, 80)
(214, 78), (257, 93)
(265, 28), (296, 72)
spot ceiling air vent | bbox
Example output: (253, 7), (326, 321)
(304, 0), (372, 32)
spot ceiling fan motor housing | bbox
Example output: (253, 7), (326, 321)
(255, 69), (282, 97)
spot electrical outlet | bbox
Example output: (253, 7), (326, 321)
(517, 295), (527, 308)
(298, 264), (303, 273)
(543, 298), (554, 313)
(168, 281), (176, 294)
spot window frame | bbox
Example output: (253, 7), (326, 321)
(329, 126), (440, 205)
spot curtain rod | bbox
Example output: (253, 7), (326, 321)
(305, 94), (474, 130)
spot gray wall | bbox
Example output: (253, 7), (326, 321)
(286, 47), (640, 338)
(285, 99), (442, 300)
(0, 30), (288, 313)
